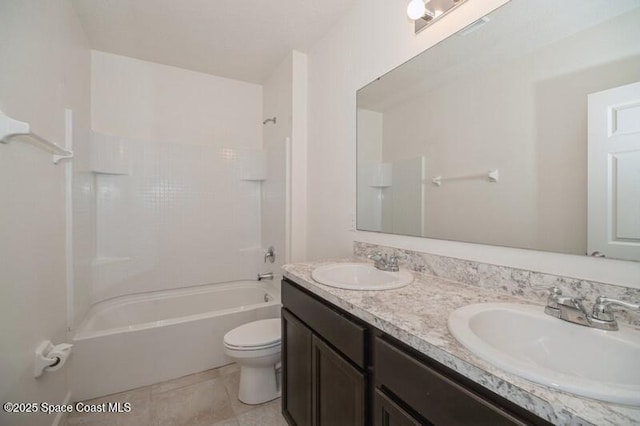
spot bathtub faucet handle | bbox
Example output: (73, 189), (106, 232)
(264, 246), (276, 264)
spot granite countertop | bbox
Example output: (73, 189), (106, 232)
(282, 258), (640, 426)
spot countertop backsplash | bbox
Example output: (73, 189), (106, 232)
(353, 241), (640, 327)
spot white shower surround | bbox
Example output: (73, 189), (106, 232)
(69, 281), (281, 401)
(88, 50), (265, 306)
(90, 138), (267, 303)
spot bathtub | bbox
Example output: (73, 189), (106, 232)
(69, 281), (281, 401)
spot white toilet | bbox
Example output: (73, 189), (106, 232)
(223, 318), (282, 405)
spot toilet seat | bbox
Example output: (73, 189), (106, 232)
(224, 341), (281, 351)
(223, 318), (281, 350)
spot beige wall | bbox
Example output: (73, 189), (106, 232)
(380, 9), (640, 255)
(305, 0), (640, 286)
(0, 0), (91, 424)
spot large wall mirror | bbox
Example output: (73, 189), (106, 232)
(357, 0), (640, 262)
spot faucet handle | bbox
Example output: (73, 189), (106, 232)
(547, 286), (562, 298)
(387, 255), (399, 271)
(367, 252), (385, 261)
(264, 246), (276, 264)
(540, 286), (562, 308)
(592, 296), (640, 322)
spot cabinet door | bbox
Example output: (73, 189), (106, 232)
(282, 309), (313, 426)
(312, 335), (366, 426)
(374, 390), (425, 426)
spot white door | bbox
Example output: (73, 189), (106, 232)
(588, 81), (640, 261)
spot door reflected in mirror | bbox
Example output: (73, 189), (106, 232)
(356, 0), (640, 261)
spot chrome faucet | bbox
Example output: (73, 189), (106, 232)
(257, 272), (274, 281)
(367, 252), (400, 272)
(544, 287), (592, 327)
(543, 287), (639, 331)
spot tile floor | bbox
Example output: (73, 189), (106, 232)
(63, 364), (287, 426)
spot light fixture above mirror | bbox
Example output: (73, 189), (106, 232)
(408, 0), (468, 34)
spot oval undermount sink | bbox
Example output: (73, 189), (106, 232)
(448, 303), (640, 406)
(311, 263), (413, 290)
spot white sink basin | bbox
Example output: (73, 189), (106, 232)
(448, 303), (640, 405)
(311, 263), (413, 291)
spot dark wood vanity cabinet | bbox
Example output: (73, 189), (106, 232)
(282, 280), (367, 425)
(281, 279), (550, 426)
(282, 309), (313, 425)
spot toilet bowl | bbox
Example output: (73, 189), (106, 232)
(223, 318), (281, 405)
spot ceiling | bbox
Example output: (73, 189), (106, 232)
(71, 0), (356, 84)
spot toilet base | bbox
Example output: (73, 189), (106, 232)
(223, 318), (282, 405)
(238, 365), (281, 405)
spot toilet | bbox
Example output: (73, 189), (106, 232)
(223, 318), (282, 405)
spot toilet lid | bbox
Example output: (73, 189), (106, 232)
(224, 318), (281, 349)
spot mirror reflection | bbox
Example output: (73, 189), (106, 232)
(357, 0), (640, 261)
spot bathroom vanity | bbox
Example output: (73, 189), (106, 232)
(281, 278), (549, 425)
(281, 260), (640, 426)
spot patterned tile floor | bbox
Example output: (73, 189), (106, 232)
(63, 364), (287, 426)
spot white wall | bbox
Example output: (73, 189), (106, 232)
(261, 50), (309, 269)
(0, 1), (90, 424)
(90, 51), (264, 301)
(305, 0), (640, 287)
(290, 51), (309, 263)
(262, 53), (293, 272)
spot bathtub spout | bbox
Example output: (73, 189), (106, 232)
(257, 273), (274, 281)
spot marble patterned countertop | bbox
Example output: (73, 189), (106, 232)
(282, 259), (640, 426)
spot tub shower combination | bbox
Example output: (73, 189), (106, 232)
(70, 281), (280, 401)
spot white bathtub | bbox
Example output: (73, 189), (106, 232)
(69, 281), (281, 401)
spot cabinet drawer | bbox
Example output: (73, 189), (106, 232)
(282, 279), (366, 368)
(375, 337), (529, 426)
